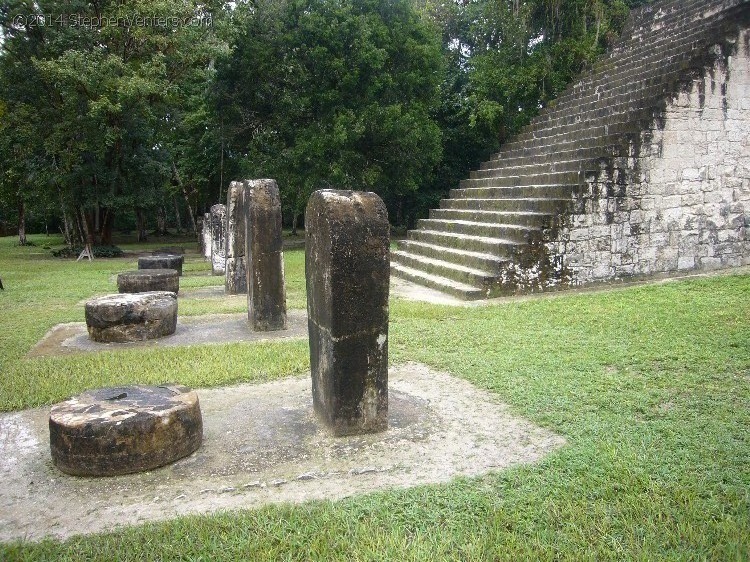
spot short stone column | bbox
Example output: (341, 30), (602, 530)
(85, 292), (178, 343)
(118, 269), (179, 294)
(49, 385), (202, 476)
(225, 181), (248, 295)
(305, 189), (390, 436)
(245, 179), (287, 331)
(210, 204), (227, 275)
(138, 254), (183, 276)
(202, 213), (212, 260)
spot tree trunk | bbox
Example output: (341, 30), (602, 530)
(173, 197), (183, 234)
(100, 208), (114, 245)
(17, 197), (27, 246)
(135, 208), (148, 242)
(58, 186), (73, 247)
(156, 206), (167, 236)
(172, 160), (198, 237)
(79, 207), (94, 247)
(291, 212), (299, 236)
(219, 116), (225, 203)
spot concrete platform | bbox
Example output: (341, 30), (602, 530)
(0, 363), (565, 542)
(27, 310), (308, 358)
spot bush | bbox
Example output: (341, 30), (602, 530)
(52, 245), (124, 258)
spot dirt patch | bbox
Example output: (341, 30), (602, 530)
(0, 363), (565, 542)
(26, 311), (308, 358)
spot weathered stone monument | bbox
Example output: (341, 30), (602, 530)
(210, 203), (227, 275)
(305, 190), (390, 436)
(138, 254), (183, 276)
(49, 384), (202, 476)
(117, 269), (179, 294)
(85, 292), (178, 343)
(225, 181), (248, 295)
(202, 212), (212, 260)
(245, 179), (287, 331)
(391, 0), (750, 298)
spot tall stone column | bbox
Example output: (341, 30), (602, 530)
(202, 213), (212, 261)
(225, 182), (248, 294)
(245, 179), (287, 331)
(305, 189), (390, 436)
(210, 204), (226, 275)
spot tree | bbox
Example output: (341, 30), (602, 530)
(0, 0), (226, 243)
(216, 0), (444, 228)
(414, 0), (651, 211)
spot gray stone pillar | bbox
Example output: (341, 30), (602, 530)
(210, 204), (226, 275)
(202, 213), (212, 260)
(225, 182), (248, 295)
(245, 179), (287, 331)
(305, 189), (390, 436)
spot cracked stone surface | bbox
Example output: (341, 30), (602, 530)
(84, 292), (178, 343)
(49, 385), (202, 477)
(0, 363), (565, 542)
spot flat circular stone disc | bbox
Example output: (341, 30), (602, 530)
(49, 385), (203, 477)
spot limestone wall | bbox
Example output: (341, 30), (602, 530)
(552, 29), (750, 284)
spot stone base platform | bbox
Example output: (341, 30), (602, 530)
(0, 363), (565, 542)
(28, 310), (308, 357)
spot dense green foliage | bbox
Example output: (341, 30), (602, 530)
(1, 235), (748, 559)
(216, 0), (444, 227)
(1, 0), (653, 237)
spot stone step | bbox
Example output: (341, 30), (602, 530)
(428, 208), (558, 229)
(488, 129), (633, 166)
(481, 143), (625, 172)
(391, 250), (498, 287)
(458, 171), (582, 190)
(450, 184), (579, 200)
(393, 0), (743, 300)
(440, 197), (572, 215)
(496, 127), (643, 163)
(396, 239), (506, 272)
(547, 47), (696, 115)
(527, 103), (659, 141)
(407, 228), (521, 256)
(415, 219), (540, 243)
(540, 24), (710, 113)
(390, 263), (487, 300)
(497, 118), (649, 160)
(472, 158), (583, 178)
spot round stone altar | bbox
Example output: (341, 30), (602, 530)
(49, 385), (203, 476)
(117, 269), (179, 294)
(138, 254), (184, 276)
(85, 292), (178, 343)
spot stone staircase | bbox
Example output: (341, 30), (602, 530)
(391, 0), (750, 299)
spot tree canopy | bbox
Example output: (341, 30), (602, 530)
(0, 0), (651, 243)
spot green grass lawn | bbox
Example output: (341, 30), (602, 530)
(1, 234), (748, 560)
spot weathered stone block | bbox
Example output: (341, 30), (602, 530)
(138, 254), (183, 276)
(210, 204), (227, 275)
(245, 179), (287, 331)
(202, 213), (212, 260)
(117, 269), (179, 294)
(49, 385), (202, 476)
(85, 292), (178, 343)
(305, 189), (390, 436)
(225, 181), (248, 295)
